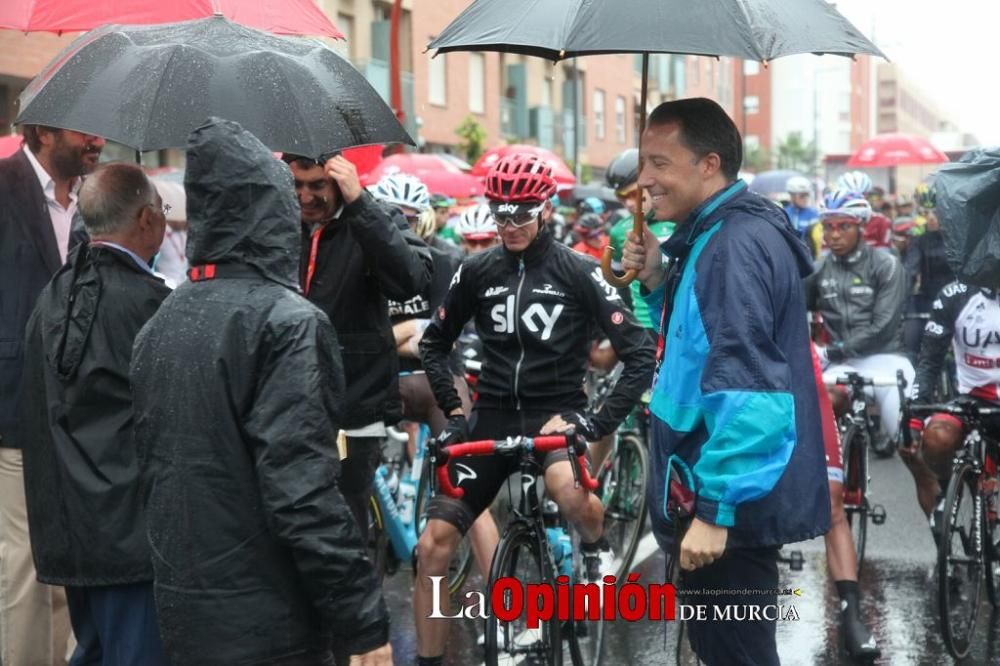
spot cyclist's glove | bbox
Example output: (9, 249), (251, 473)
(560, 411), (600, 440)
(437, 414), (470, 447)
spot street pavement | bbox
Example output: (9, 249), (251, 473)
(383, 453), (1000, 664)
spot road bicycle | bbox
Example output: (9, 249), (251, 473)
(902, 398), (1000, 659)
(368, 424), (473, 596)
(823, 370), (891, 573)
(434, 434), (608, 666)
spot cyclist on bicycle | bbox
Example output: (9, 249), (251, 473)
(413, 153), (655, 666)
(904, 280), (1000, 540)
(806, 189), (915, 441)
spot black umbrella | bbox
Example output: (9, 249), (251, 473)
(428, 0), (884, 286)
(16, 16), (412, 158)
(429, 0), (885, 62)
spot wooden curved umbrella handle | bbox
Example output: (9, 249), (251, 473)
(601, 247), (635, 288)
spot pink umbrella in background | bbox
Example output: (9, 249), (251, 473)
(471, 144), (576, 189)
(361, 153), (484, 199)
(0, 134), (23, 158)
(847, 133), (949, 168)
(0, 0), (343, 38)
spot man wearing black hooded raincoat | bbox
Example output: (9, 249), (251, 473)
(130, 118), (391, 665)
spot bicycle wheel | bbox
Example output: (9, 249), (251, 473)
(565, 560), (605, 666)
(367, 495), (388, 584)
(983, 481), (1000, 608)
(415, 463), (474, 596)
(937, 462), (983, 659)
(598, 434), (648, 580)
(486, 521), (561, 666)
(840, 424), (869, 573)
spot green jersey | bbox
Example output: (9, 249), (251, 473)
(608, 213), (675, 330)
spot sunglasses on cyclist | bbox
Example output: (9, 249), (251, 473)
(821, 220), (860, 234)
(493, 211), (540, 228)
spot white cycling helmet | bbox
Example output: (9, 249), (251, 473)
(836, 170), (873, 195)
(457, 204), (497, 240)
(785, 176), (812, 196)
(821, 189), (872, 223)
(368, 173), (430, 211)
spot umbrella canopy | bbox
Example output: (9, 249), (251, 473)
(429, 0), (884, 61)
(0, 134), (23, 159)
(361, 153), (485, 200)
(847, 133), (949, 168)
(748, 169), (806, 197)
(0, 0), (342, 38)
(15, 16), (412, 157)
(471, 144), (576, 189)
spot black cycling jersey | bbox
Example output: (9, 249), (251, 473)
(388, 244), (460, 373)
(914, 281), (1000, 403)
(419, 226), (655, 439)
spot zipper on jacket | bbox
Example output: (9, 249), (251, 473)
(512, 257), (527, 410)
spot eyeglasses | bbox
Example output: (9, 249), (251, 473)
(493, 212), (539, 229)
(821, 220), (859, 234)
(463, 237), (496, 247)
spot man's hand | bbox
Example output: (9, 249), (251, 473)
(349, 643), (392, 666)
(679, 518), (728, 571)
(325, 155), (363, 204)
(540, 411), (598, 440)
(621, 225), (666, 291)
(437, 413), (469, 446)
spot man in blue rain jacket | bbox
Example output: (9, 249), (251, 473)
(622, 98), (829, 666)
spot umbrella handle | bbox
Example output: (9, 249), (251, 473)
(601, 247), (635, 288)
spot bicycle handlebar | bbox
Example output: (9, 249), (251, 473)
(433, 434), (598, 499)
(908, 402), (1000, 417)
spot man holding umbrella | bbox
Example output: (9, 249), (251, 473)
(283, 151), (432, 546)
(622, 98), (829, 665)
(0, 125), (105, 665)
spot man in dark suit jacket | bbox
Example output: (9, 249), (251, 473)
(0, 125), (104, 665)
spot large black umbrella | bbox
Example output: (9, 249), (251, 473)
(16, 16), (413, 158)
(429, 0), (884, 61)
(428, 0), (884, 286)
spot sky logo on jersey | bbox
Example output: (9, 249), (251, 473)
(491, 296), (564, 340)
(591, 267), (621, 302)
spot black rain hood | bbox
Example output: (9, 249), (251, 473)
(185, 117), (301, 289)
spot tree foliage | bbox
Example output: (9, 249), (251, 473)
(775, 132), (818, 174)
(455, 115), (487, 163)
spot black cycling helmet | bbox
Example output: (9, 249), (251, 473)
(605, 148), (639, 192)
(575, 212), (605, 238)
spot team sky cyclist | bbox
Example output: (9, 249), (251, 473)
(412, 154), (655, 666)
(806, 189), (915, 443)
(903, 279), (1000, 545)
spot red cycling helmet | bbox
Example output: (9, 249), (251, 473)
(485, 154), (557, 203)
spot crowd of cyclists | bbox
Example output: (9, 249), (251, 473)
(356, 145), (995, 664)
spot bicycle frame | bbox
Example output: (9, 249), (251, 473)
(371, 423), (432, 563)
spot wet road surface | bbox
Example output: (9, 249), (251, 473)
(383, 453), (1000, 664)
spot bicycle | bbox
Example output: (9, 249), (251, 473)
(586, 365), (649, 580)
(368, 424), (473, 597)
(433, 434), (604, 666)
(902, 398), (1000, 659)
(823, 371), (890, 574)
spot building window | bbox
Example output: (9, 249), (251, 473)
(334, 14), (353, 60)
(743, 95), (760, 115)
(469, 53), (485, 114)
(429, 53), (446, 106)
(615, 96), (626, 143)
(744, 60), (759, 76)
(593, 89), (606, 141)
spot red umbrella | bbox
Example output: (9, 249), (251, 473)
(361, 153), (484, 199)
(471, 144), (576, 189)
(0, 0), (342, 38)
(847, 133), (949, 168)
(0, 134), (23, 158)
(341, 144), (386, 177)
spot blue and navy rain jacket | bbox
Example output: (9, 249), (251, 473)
(645, 180), (830, 550)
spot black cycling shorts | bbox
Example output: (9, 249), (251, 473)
(425, 408), (570, 535)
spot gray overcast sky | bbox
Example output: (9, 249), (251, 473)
(836, 0), (1000, 144)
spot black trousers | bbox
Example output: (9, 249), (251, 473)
(338, 435), (382, 544)
(680, 547), (781, 666)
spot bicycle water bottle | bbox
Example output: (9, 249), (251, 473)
(546, 527), (574, 580)
(397, 478), (417, 527)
